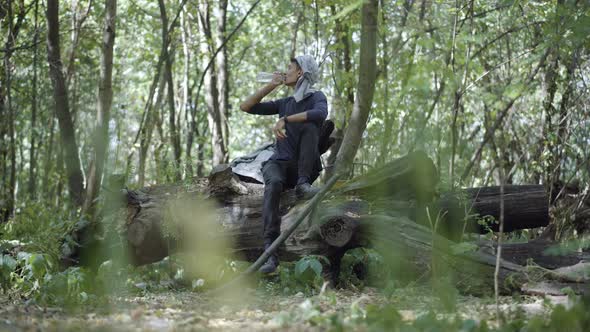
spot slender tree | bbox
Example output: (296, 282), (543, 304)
(335, 0), (379, 175)
(198, 0), (227, 166)
(215, 0), (229, 155)
(1, 0), (28, 221)
(46, 0), (85, 206)
(83, 0), (116, 217)
(158, 0), (182, 181)
(28, 0), (39, 199)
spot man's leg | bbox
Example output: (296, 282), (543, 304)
(260, 160), (287, 273)
(295, 122), (321, 199)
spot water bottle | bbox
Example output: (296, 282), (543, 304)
(256, 72), (275, 83)
(256, 72), (286, 83)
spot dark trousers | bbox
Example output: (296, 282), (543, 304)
(261, 122), (320, 244)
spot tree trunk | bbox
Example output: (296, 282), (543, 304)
(158, 0), (182, 181)
(435, 185), (549, 241)
(120, 151), (433, 263)
(325, 5), (353, 180)
(198, 1), (227, 167)
(28, 0), (40, 199)
(138, 70), (167, 188)
(180, 9), (192, 177)
(83, 0), (116, 217)
(215, 0), (229, 157)
(4, 37), (16, 223)
(46, 0), (85, 206)
(334, 0), (378, 175)
(289, 7), (302, 59)
(42, 117), (56, 197)
(1, 0), (27, 221)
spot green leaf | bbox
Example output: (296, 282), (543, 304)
(450, 242), (478, 255)
(0, 255), (17, 272)
(309, 259), (322, 277)
(330, 0), (364, 22)
(29, 254), (47, 279)
(295, 259), (310, 276)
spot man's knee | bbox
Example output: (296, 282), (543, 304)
(263, 166), (284, 190)
(264, 179), (283, 194)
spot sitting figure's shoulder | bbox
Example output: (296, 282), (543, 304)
(312, 90), (327, 100)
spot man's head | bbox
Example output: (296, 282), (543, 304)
(284, 58), (302, 87)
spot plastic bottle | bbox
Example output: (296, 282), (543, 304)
(256, 72), (285, 83)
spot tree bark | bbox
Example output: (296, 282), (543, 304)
(28, 0), (40, 199)
(120, 151), (434, 264)
(325, 4), (353, 180)
(1, 0), (28, 221)
(42, 117), (56, 197)
(138, 70), (166, 188)
(334, 0), (378, 175)
(46, 0), (85, 206)
(83, 0), (116, 217)
(180, 9), (192, 177)
(158, 0), (182, 181)
(198, 1), (227, 167)
(215, 0), (229, 156)
(436, 185), (549, 241)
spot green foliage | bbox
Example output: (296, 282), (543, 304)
(276, 292), (590, 332)
(340, 248), (390, 289)
(294, 255), (323, 282)
(1, 202), (77, 261)
(544, 237), (590, 256)
(0, 250), (99, 306)
(262, 255), (327, 295)
(37, 267), (97, 307)
(0, 254), (17, 292)
(450, 241), (479, 255)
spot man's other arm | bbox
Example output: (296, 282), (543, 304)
(282, 92), (328, 124)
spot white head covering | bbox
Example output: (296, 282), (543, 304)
(292, 55), (319, 103)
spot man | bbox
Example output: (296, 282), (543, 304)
(239, 55), (328, 273)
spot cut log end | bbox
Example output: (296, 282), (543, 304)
(319, 215), (359, 248)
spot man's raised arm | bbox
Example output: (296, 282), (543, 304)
(239, 72), (284, 113)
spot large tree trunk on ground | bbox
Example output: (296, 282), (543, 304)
(436, 185), (549, 240)
(122, 151), (436, 265)
(107, 151), (588, 294)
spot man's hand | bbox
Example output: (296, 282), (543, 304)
(270, 71), (286, 88)
(239, 72), (285, 112)
(273, 118), (287, 140)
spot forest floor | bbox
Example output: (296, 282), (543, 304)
(0, 285), (573, 331)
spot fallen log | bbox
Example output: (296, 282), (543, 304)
(477, 238), (590, 269)
(113, 151), (589, 294)
(122, 151), (437, 266)
(435, 185), (549, 240)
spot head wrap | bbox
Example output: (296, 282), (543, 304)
(292, 55), (319, 103)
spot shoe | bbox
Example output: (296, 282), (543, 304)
(295, 183), (320, 200)
(258, 244), (279, 274)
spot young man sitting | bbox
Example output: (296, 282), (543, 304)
(239, 55), (328, 273)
